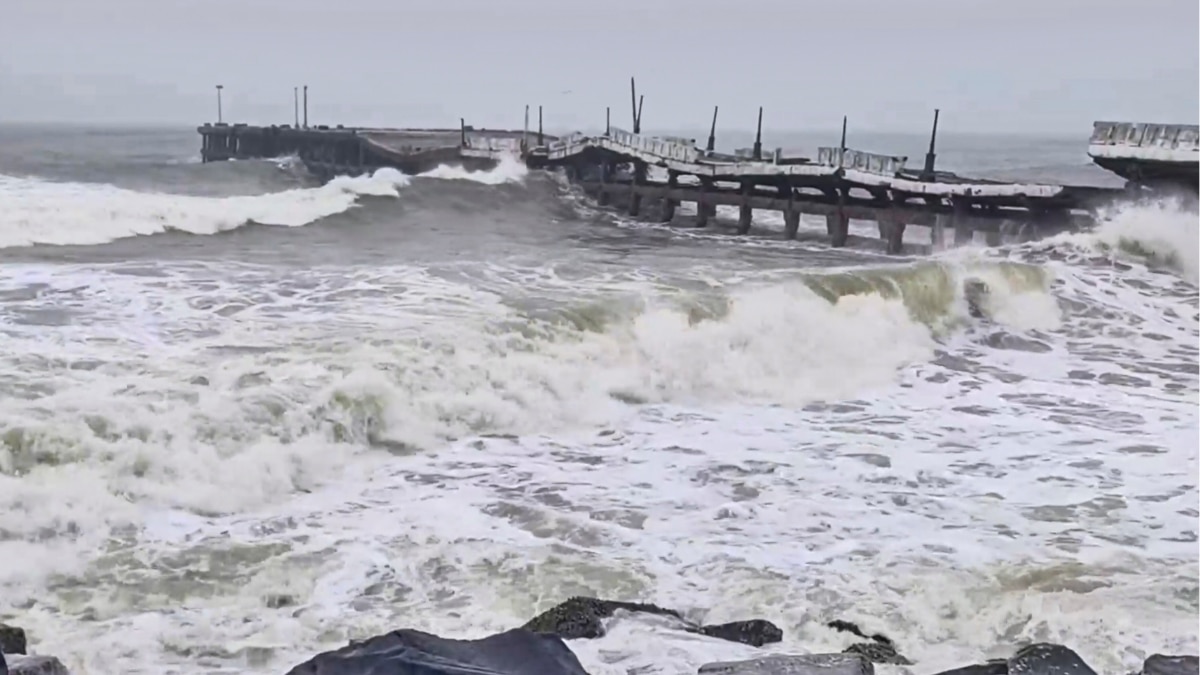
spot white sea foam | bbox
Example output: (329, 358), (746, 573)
(1044, 198), (1200, 283)
(0, 201), (1195, 674)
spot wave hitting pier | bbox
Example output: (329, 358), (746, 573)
(197, 107), (1197, 254)
(198, 122), (545, 178)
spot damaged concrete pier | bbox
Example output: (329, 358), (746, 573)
(542, 119), (1133, 253)
(198, 83), (1194, 254)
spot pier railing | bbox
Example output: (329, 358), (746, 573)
(817, 147), (908, 176)
(607, 128), (700, 164)
(1088, 121), (1200, 162)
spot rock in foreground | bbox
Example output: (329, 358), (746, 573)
(698, 653), (874, 675)
(0, 624), (26, 656)
(931, 643), (1099, 675)
(521, 596), (782, 647)
(1141, 655), (1200, 675)
(3, 655), (70, 675)
(284, 627), (587, 675)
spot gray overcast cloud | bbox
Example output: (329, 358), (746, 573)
(1, 0), (1197, 135)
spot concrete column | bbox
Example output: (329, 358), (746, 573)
(782, 187), (799, 239)
(952, 199), (974, 246)
(931, 213), (948, 249)
(696, 177), (714, 227)
(597, 162), (612, 206)
(827, 189), (850, 247)
(659, 171), (679, 223)
(629, 161), (646, 217)
(880, 211), (908, 254)
(784, 209), (800, 239)
(737, 181), (753, 235)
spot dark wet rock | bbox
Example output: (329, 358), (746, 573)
(264, 593), (297, 609)
(825, 620), (910, 665)
(843, 642), (912, 666)
(284, 627), (587, 675)
(931, 661), (1009, 675)
(1008, 643), (1096, 675)
(521, 596), (782, 647)
(0, 624), (25, 655)
(698, 653), (873, 675)
(931, 642), (1098, 675)
(697, 620), (783, 648)
(521, 597), (682, 639)
(4, 655), (70, 675)
(1141, 655), (1200, 675)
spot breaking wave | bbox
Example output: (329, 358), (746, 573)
(0, 154), (529, 249)
(0, 259), (1054, 546)
(1037, 199), (1199, 283)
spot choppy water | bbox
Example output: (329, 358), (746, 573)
(0, 125), (1196, 675)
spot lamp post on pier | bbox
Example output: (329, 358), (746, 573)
(215, 84), (224, 123)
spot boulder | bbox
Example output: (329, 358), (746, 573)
(1007, 644), (1096, 675)
(0, 625), (26, 656)
(521, 596), (782, 648)
(824, 619), (911, 665)
(283, 627), (588, 675)
(929, 661), (1008, 675)
(1140, 655), (1200, 675)
(521, 597), (682, 640)
(842, 642), (911, 666)
(932, 643), (1098, 675)
(698, 653), (874, 675)
(4, 656), (70, 675)
(697, 620), (783, 648)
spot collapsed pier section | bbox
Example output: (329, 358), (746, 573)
(1087, 121), (1199, 192)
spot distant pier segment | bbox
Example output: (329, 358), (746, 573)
(1087, 121), (1199, 190)
(198, 121), (555, 179)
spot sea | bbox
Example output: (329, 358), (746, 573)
(0, 124), (1196, 675)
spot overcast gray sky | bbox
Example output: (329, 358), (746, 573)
(1, 0), (1197, 134)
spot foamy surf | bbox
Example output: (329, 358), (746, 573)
(0, 128), (1195, 675)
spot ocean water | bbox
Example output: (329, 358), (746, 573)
(0, 124), (1196, 675)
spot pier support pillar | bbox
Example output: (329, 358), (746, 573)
(931, 213), (949, 250)
(629, 161), (647, 217)
(879, 211), (907, 255)
(827, 189), (850, 247)
(984, 229), (1002, 247)
(659, 171), (679, 223)
(597, 163), (613, 206)
(696, 177), (714, 227)
(737, 181), (753, 235)
(784, 209), (800, 240)
(782, 187), (800, 239)
(951, 199), (974, 246)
